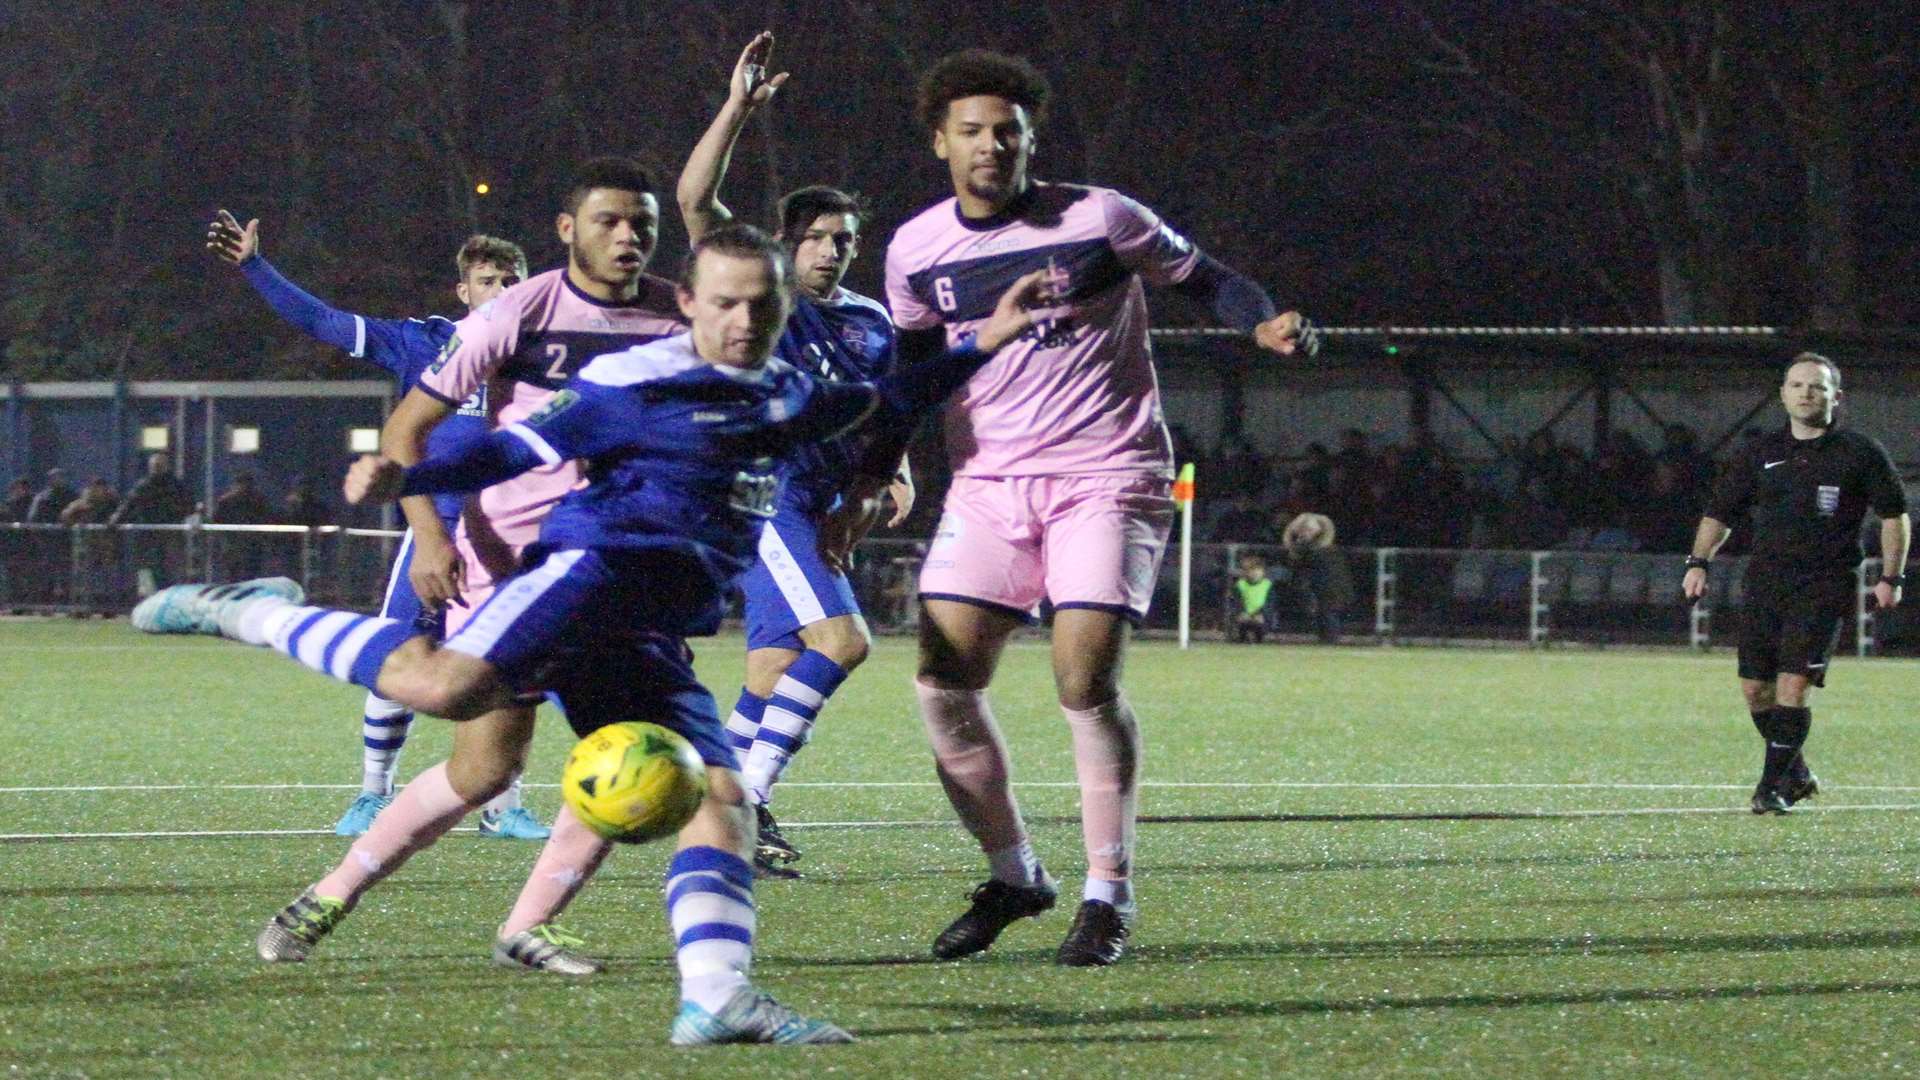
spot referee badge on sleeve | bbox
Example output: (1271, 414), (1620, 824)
(1816, 485), (1840, 516)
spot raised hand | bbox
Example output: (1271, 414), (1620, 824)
(732, 31), (790, 108)
(206, 209), (260, 266)
(975, 269), (1061, 353)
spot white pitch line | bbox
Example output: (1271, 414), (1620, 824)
(7, 805), (1920, 842)
(10, 780), (1920, 794)
(0, 820), (957, 842)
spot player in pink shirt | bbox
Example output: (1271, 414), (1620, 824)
(252, 158), (688, 977)
(885, 50), (1317, 966)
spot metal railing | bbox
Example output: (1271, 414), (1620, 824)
(1, 524), (1899, 656)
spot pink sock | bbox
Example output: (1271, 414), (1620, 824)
(916, 680), (1028, 852)
(499, 804), (613, 937)
(314, 762), (480, 905)
(1063, 694), (1141, 881)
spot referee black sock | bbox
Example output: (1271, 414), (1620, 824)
(1761, 705), (1812, 789)
(1751, 710), (1777, 740)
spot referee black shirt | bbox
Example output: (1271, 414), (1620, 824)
(1706, 423), (1907, 598)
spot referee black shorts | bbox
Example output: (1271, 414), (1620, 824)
(1736, 591), (1850, 687)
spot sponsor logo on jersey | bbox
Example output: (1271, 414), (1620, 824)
(523, 388), (580, 426)
(429, 333), (462, 373)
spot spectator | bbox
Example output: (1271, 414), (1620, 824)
(1283, 512), (1355, 642)
(59, 478), (118, 524)
(1230, 552), (1273, 644)
(1209, 492), (1271, 544)
(113, 454), (196, 593)
(21, 469), (76, 604)
(60, 478), (120, 604)
(1, 479), (32, 608)
(213, 471), (276, 581)
(113, 454), (194, 526)
(280, 472), (328, 529)
(1296, 442), (1333, 505)
(6, 479), (33, 522)
(1623, 460), (1699, 553)
(25, 468), (75, 524)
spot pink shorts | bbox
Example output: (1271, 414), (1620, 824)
(442, 512), (534, 638)
(918, 473), (1174, 624)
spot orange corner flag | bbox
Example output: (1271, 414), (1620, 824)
(1172, 463), (1196, 506)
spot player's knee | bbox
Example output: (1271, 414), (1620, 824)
(1054, 667), (1120, 712)
(917, 634), (990, 690)
(679, 768), (752, 852)
(444, 747), (520, 804)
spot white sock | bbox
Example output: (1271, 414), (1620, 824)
(484, 773), (524, 816)
(986, 839), (1043, 888)
(1083, 876), (1134, 911)
(360, 693), (412, 797)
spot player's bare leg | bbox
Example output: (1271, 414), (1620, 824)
(1049, 607), (1140, 965)
(916, 598), (1057, 958)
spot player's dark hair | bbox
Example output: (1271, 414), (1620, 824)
(776, 186), (866, 243)
(683, 223), (793, 295)
(1788, 351), (1843, 393)
(915, 49), (1051, 132)
(455, 235), (528, 279)
(562, 156), (659, 216)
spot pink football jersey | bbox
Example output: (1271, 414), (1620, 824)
(419, 267), (685, 547)
(884, 183), (1200, 479)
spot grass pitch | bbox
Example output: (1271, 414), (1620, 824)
(3, 619), (1919, 1078)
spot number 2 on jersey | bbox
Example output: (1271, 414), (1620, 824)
(544, 343), (570, 381)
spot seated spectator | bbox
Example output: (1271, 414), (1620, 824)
(1209, 493), (1271, 544)
(1621, 460), (1697, 553)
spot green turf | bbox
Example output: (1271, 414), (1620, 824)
(4, 619), (1920, 1078)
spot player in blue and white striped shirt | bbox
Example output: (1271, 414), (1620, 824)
(676, 34), (915, 875)
(203, 213), (548, 841)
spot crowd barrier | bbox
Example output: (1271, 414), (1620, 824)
(0, 524), (1898, 656)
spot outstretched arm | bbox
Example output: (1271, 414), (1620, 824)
(208, 209), (362, 355)
(1171, 255), (1319, 357)
(676, 32), (789, 245)
(789, 271), (1056, 460)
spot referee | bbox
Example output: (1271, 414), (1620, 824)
(1681, 353), (1910, 814)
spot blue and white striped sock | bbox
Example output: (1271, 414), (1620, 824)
(724, 689), (766, 769)
(267, 606), (417, 694)
(360, 694), (413, 797)
(744, 652), (847, 804)
(666, 846), (756, 1011)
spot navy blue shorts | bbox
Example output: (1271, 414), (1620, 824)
(738, 502), (861, 651)
(377, 526), (452, 639)
(440, 547), (735, 770)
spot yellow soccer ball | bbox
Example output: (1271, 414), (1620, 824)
(561, 722), (707, 844)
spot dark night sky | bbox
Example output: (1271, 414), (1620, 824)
(0, 1), (1913, 380)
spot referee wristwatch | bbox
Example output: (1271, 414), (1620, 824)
(1684, 556), (1711, 572)
(1880, 573), (1907, 588)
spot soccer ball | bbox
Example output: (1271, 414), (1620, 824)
(561, 722), (708, 844)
